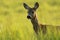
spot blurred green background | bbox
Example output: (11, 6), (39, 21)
(0, 0), (60, 40)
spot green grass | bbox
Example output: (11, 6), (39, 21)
(0, 0), (60, 40)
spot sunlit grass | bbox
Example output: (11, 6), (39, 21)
(0, 0), (60, 40)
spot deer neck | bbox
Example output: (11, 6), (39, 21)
(31, 16), (39, 27)
(31, 15), (40, 33)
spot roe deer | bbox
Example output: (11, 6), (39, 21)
(23, 2), (60, 34)
(23, 2), (46, 34)
(23, 2), (47, 34)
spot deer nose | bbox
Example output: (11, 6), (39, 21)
(27, 16), (31, 19)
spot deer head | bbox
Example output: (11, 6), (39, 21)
(23, 2), (39, 19)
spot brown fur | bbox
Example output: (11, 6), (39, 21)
(31, 15), (47, 34)
(23, 2), (60, 34)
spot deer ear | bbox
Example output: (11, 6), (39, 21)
(23, 3), (30, 10)
(33, 2), (39, 10)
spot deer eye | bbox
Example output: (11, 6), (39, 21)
(32, 11), (34, 13)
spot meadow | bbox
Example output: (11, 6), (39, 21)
(0, 0), (60, 40)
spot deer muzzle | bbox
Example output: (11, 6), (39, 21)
(27, 15), (31, 19)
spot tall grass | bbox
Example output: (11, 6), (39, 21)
(0, 0), (60, 40)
